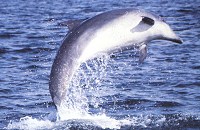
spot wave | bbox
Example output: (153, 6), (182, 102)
(6, 114), (200, 129)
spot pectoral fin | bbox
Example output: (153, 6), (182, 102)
(139, 44), (147, 63)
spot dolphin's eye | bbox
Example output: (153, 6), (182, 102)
(141, 16), (154, 26)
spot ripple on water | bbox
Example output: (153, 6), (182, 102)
(0, 33), (17, 39)
(154, 101), (183, 107)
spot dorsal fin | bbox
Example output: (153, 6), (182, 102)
(131, 16), (155, 33)
(59, 19), (88, 30)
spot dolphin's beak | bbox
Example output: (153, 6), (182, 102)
(167, 35), (183, 44)
(161, 23), (183, 44)
(161, 29), (183, 44)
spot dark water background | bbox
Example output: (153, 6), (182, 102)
(0, 0), (200, 129)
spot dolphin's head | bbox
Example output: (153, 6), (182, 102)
(130, 9), (182, 44)
(127, 9), (182, 62)
(152, 17), (182, 44)
(145, 13), (182, 44)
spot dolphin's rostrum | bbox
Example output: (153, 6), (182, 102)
(49, 8), (182, 109)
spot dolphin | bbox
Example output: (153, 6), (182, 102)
(49, 8), (182, 108)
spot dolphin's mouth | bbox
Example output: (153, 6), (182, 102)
(169, 38), (183, 44)
(162, 36), (183, 44)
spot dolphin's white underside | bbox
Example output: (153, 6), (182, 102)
(78, 12), (145, 62)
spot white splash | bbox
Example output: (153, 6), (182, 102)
(6, 114), (134, 130)
(53, 54), (135, 129)
(6, 54), (134, 129)
(56, 54), (110, 118)
(6, 116), (53, 129)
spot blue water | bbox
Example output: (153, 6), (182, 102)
(0, 0), (200, 129)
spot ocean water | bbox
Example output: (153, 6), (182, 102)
(0, 0), (200, 129)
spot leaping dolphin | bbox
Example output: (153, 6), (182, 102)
(49, 8), (182, 108)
